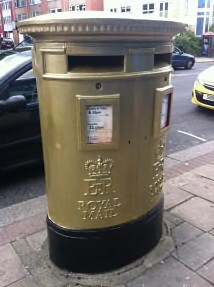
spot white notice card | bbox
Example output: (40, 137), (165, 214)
(161, 94), (170, 129)
(86, 105), (113, 144)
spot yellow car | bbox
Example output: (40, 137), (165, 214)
(192, 65), (214, 110)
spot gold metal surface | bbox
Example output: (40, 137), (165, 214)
(19, 12), (185, 229)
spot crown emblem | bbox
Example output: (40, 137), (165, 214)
(85, 156), (114, 178)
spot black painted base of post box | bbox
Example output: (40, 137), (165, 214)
(47, 198), (163, 273)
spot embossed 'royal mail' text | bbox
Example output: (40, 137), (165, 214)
(78, 198), (121, 220)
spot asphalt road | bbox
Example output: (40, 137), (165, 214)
(0, 62), (213, 208)
(167, 62), (214, 155)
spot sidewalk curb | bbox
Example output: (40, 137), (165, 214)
(165, 140), (214, 167)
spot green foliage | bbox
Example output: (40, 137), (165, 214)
(173, 30), (202, 56)
(209, 23), (214, 32)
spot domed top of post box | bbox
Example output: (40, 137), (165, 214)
(17, 12), (185, 42)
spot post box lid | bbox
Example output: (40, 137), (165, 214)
(17, 12), (185, 42)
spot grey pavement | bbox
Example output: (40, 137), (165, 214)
(1, 141), (214, 286)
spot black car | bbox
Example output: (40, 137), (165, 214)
(0, 51), (43, 173)
(172, 47), (195, 69)
(0, 37), (14, 49)
(0, 37), (33, 61)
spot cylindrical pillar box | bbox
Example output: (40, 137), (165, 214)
(18, 13), (184, 273)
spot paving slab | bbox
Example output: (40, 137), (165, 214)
(193, 164), (214, 181)
(166, 172), (199, 188)
(198, 258), (214, 285)
(26, 229), (47, 252)
(0, 244), (28, 287)
(8, 276), (39, 287)
(142, 234), (175, 269)
(167, 140), (214, 162)
(127, 256), (213, 287)
(34, 271), (64, 287)
(163, 182), (192, 210)
(0, 213), (46, 247)
(172, 222), (203, 247)
(164, 211), (184, 229)
(173, 233), (214, 271)
(170, 197), (214, 231)
(164, 157), (180, 168)
(12, 238), (34, 257)
(163, 217), (176, 230)
(180, 176), (214, 202)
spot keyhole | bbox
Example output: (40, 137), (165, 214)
(96, 83), (102, 90)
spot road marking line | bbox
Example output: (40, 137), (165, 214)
(177, 130), (207, 142)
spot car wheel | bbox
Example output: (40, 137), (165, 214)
(186, 59), (194, 70)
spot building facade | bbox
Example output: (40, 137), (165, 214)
(0, 0), (213, 43)
(68, 0), (103, 11)
(1, 0), (15, 39)
(104, 0), (199, 32)
(196, 0), (214, 36)
(105, 0), (214, 35)
(0, 1), (4, 37)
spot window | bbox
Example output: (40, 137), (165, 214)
(110, 8), (117, 12)
(3, 16), (12, 25)
(15, 0), (25, 8)
(29, 0), (41, 4)
(198, 0), (205, 8)
(17, 14), (26, 21)
(2, 0), (11, 10)
(159, 2), (168, 17)
(121, 6), (131, 12)
(173, 47), (181, 54)
(142, 3), (154, 14)
(49, 8), (62, 13)
(30, 11), (41, 17)
(205, 17), (209, 32)
(196, 17), (204, 35)
(207, 0), (210, 8)
(8, 69), (37, 105)
(69, 4), (86, 11)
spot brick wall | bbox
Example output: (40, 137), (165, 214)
(86, 0), (103, 11)
(28, 3), (42, 16)
(0, 2), (4, 37)
(47, 0), (62, 12)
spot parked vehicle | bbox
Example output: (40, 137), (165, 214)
(0, 37), (14, 49)
(172, 47), (195, 70)
(192, 65), (214, 110)
(0, 37), (33, 61)
(16, 35), (33, 48)
(0, 50), (43, 173)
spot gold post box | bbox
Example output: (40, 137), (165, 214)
(18, 13), (184, 273)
